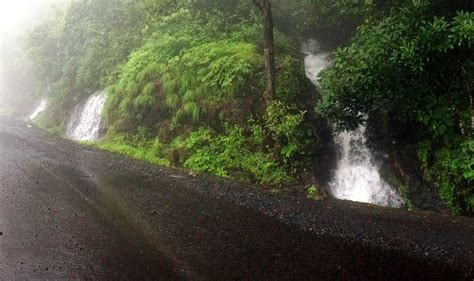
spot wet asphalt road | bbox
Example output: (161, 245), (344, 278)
(0, 117), (473, 280)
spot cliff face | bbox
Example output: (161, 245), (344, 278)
(366, 115), (448, 213)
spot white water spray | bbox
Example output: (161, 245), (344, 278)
(29, 99), (48, 120)
(67, 90), (107, 141)
(330, 127), (404, 207)
(302, 39), (331, 88)
(303, 40), (404, 207)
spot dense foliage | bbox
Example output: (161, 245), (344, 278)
(106, 10), (264, 130)
(25, 0), (320, 187)
(320, 1), (473, 214)
(26, 0), (148, 128)
(98, 5), (316, 186)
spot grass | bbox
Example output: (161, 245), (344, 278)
(86, 136), (171, 167)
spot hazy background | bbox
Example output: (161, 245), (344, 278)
(0, 0), (64, 116)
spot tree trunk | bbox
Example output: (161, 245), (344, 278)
(252, 0), (276, 102)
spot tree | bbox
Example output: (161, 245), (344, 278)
(252, 0), (276, 101)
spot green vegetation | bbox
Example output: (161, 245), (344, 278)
(26, 0), (148, 129)
(25, 0), (320, 187)
(105, 10), (265, 131)
(175, 125), (290, 185)
(94, 134), (171, 167)
(98, 5), (315, 187)
(306, 185), (322, 201)
(23, 0), (473, 215)
(319, 1), (473, 215)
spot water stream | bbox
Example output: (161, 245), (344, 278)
(330, 126), (404, 207)
(303, 40), (404, 207)
(67, 90), (107, 141)
(302, 40), (331, 89)
(28, 99), (48, 120)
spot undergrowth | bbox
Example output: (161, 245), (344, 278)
(95, 134), (170, 167)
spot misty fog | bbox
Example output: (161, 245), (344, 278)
(0, 0), (64, 115)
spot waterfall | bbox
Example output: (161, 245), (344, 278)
(330, 127), (404, 207)
(302, 39), (331, 88)
(303, 40), (404, 207)
(29, 99), (48, 120)
(67, 90), (107, 141)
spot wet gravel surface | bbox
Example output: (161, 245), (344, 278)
(0, 117), (473, 280)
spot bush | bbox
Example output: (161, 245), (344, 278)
(106, 9), (264, 132)
(177, 125), (291, 186)
(419, 139), (474, 215)
(97, 134), (170, 167)
(161, 39), (261, 123)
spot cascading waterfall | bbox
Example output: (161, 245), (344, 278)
(302, 39), (331, 89)
(330, 127), (404, 207)
(29, 99), (48, 120)
(67, 90), (107, 141)
(303, 39), (404, 207)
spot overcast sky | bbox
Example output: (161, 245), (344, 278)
(1, 0), (67, 35)
(1, 0), (38, 33)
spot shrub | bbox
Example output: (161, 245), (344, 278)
(97, 134), (170, 167)
(179, 125), (291, 186)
